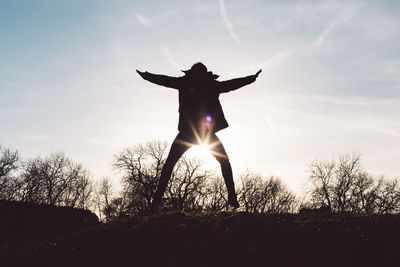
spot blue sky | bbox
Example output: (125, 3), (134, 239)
(1, 0), (399, 193)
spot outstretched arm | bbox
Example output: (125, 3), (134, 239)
(136, 70), (183, 89)
(219, 69), (262, 93)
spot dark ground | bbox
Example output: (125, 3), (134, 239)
(1, 209), (400, 267)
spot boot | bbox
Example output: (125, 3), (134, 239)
(228, 194), (240, 209)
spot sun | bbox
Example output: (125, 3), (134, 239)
(184, 142), (219, 170)
(188, 142), (212, 160)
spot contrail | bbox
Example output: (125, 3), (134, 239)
(218, 0), (239, 43)
(161, 45), (184, 71)
(262, 90), (278, 136)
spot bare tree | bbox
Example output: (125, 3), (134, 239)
(20, 152), (93, 208)
(238, 172), (296, 213)
(308, 153), (361, 212)
(350, 172), (380, 214)
(73, 171), (94, 209)
(165, 156), (208, 211)
(114, 140), (213, 214)
(94, 177), (115, 222)
(0, 145), (21, 200)
(376, 178), (400, 214)
(238, 172), (263, 213)
(202, 176), (228, 211)
(113, 141), (168, 214)
(307, 153), (400, 214)
(105, 189), (131, 220)
(308, 158), (335, 210)
(332, 154), (362, 212)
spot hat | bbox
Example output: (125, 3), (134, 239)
(182, 62), (219, 79)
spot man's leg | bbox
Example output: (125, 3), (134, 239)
(151, 132), (191, 211)
(209, 133), (240, 209)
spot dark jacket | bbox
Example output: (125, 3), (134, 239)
(140, 72), (256, 133)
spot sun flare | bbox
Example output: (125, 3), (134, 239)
(188, 142), (212, 160)
(183, 142), (217, 170)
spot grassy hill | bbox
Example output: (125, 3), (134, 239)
(1, 211), (399, 267)
(0, 200), (99, 244)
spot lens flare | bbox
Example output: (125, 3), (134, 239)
(188, 142), (213, 161)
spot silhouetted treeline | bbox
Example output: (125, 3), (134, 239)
(1, 143), (400, 223)
(0, 145), (93, 209)
(306, 153), (400, 214)
(103, 143), (400, 220)
(106, 141), (297, 220)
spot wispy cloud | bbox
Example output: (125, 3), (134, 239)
(230, 49), (292, 76)
(218, 0), (239, 43)
(311, 2), (355, 47)
(260, 92), (400, 138)
(135, 13), (150, 27)
(259, 50), (292, 71)
(312, 21), (338, 47)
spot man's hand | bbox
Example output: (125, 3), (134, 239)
(136, 69), (147, 79)
(254, 69), (262, 78)
(136, 70), (149, 80)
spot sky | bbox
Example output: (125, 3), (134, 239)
(1, 0), (399, 194)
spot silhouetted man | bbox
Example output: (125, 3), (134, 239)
(137, 62), (261, 211)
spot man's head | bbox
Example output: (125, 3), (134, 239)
(182, 62), (219, 80)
